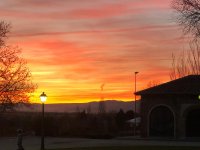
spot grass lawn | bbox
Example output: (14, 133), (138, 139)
(48, 146), (200, 150)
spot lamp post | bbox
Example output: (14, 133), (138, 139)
(40, 92), (47, 150)
(134, 72), (139, 136)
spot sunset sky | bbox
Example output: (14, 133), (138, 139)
(0, 0), (188, 103)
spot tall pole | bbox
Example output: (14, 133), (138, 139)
(41, 103), (44, 150)
(134, 72), (138, 136)
(40, 92), (47, 150)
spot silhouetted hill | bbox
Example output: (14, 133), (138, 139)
(17, 100), (140, 113)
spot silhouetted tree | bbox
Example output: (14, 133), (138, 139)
(125, 110), (135, 120)
(171, 0), (200, 79)
(115, 109), (126, 130)
(99, 101), (106, 114)
(170, 41), (200, 79)
(172, 0), (200, 39)
(0, 21), (36, 112)
(79, 110), (87, 120)
(146, 80), (161, 88)
(86, 104), (91, 114)
(0, 21), (10, 46)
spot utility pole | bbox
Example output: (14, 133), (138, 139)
(134, 72), (139, 136)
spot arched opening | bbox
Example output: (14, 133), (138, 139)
(186, 108), (200, 137)
(149, 105), (174, 137)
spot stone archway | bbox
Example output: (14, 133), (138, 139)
(186, 108), (200, 137)
(149, 105), (175, 137)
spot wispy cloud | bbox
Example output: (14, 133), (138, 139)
(1, 0), (184, 103)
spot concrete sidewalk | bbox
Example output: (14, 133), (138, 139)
(1, 136), (200, 150)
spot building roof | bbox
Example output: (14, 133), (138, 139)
(136, 75), (200, 95)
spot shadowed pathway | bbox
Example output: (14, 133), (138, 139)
(1, 136), (200, 150)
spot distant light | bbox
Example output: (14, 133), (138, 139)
(198, 95), (200, 100)
(40, 92), (47, 103)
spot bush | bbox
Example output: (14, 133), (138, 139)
(0, 110), (134, 138)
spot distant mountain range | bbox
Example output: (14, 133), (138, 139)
(17, 100), (140, 113)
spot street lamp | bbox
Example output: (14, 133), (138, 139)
(134, 72), (139, 136)
(40, 92), (47, 150)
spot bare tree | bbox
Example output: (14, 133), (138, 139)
(146, 80), (161, 88)
(86, 104), (91, 114)
(171, 0), (200, 79)
(0, 21), (10, 47)
(170, 41), (200, 80)
(0, 21), (36, 112)
(0, 46), (36, 112)
(172, 0), (200, 39)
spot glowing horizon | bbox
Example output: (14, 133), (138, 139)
(0, 0), (188, 103)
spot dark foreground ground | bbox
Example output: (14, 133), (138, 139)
(2, 136), (200, 150)
(49, 146), (200, 150)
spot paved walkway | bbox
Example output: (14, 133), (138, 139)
(1, 136), (200, 150)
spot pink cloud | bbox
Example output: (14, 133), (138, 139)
(0, 2), (133, 20)
(0, 0), (171, 21)
(0, 0), (183, 103)
(68, 3), (132, 19)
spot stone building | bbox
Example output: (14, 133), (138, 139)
(136, 75), (200, 138)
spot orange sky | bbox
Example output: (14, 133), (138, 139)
(0, 0), (189, 103)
